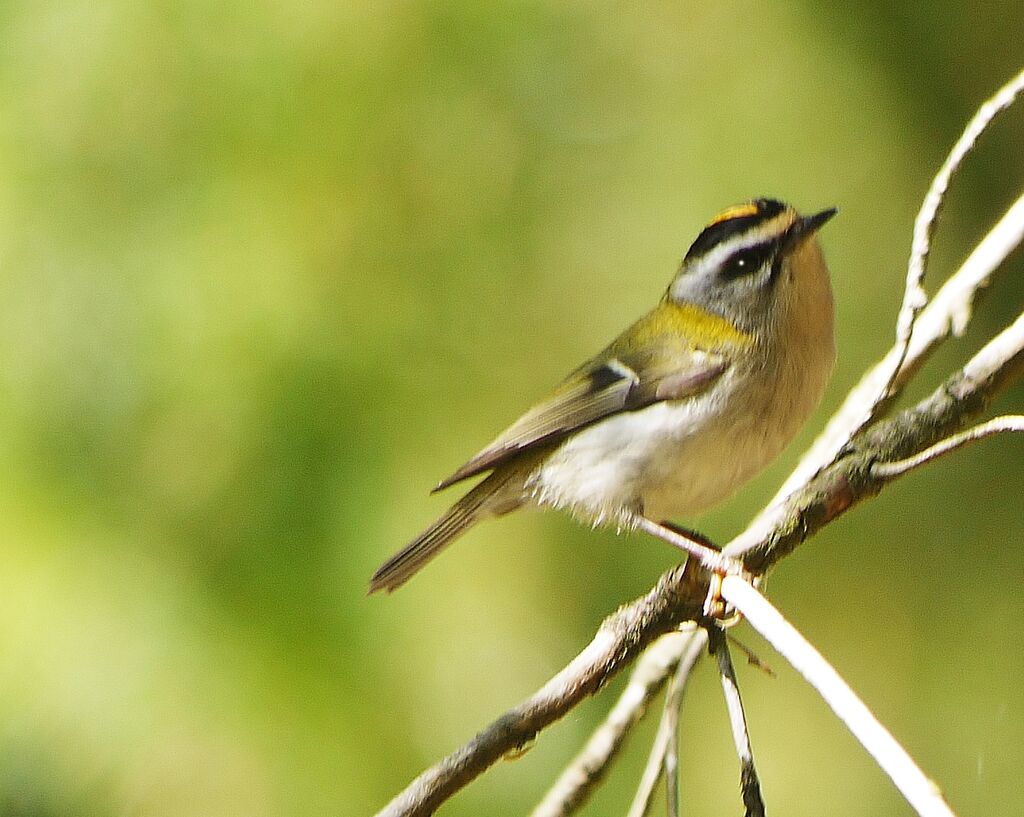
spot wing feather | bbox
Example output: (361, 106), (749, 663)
(433, 344), (728, 492)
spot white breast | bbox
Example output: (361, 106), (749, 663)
(527, 372), (742, 523)
(528, 340), (832, 526)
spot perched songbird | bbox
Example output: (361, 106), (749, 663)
(370, 199), (836, 593)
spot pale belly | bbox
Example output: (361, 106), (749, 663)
(526, 364), (823, 525)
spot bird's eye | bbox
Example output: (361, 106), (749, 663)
(721, 245), (771, 279)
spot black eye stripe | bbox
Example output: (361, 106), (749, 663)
(720, 241), (776, 279)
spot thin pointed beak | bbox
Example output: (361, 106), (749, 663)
(786, 206), (838, 250)
(803, 206), (838, 233)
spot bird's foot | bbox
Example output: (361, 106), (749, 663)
(652, 520), (748, 622)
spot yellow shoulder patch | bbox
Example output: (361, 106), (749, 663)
(628, 302), (753, 352)
(707, 202), (760, 227)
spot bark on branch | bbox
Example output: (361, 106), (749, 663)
(375, 570), (706, 817)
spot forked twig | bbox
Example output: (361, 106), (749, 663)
(736, 72), (1024, 537)
(375, 572), (705, 817)
(626, 629), (708, 817)
(887, 67), (1024, 403)
(531, 629), (697, 817)
(728, 189), (1024, 562)
(720, 577), (955, 817)
(871, 415), (1024, 479)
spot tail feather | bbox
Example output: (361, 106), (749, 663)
(369, 475), (511, 593)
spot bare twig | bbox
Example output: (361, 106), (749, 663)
(887, 67), (1024, 402)
(661, 636), (691, 817)
(730, 307), (1024, 574)
(626, 629), (708, 817)
(742, 145), (1024, 540)
(720, 577), (956, 817)
(664, 708), (679, 817)
(534, 612), (773, 817)
(728, 191), (1024, 562)
(374, 571), (705, 817)
(871, 415), (1024, 479)
(708, 626), (766, 817)
(902, 192), (1024, 368)
(632, 516), (742, 575)
(726, 634), (775, 678)
(531, 629), (696, 817)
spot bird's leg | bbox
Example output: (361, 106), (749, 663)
(631, 516), (740, 574)
(659, 521), (717, 551)
(631, 517), (747, 618)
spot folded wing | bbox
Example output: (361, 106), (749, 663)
(434, 345), (727, 492)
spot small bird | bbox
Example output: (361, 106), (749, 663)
(370, 199), (836, 593)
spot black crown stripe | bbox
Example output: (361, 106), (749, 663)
(684, 198), (786, 262)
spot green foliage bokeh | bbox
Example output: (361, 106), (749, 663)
(0, 2), (1021, 815)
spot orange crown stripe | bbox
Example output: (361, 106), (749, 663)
(706, 202), (760, 227)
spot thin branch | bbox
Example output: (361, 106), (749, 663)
(727, 182), (1024, 562)
(720, 577), (956, 817)
(374, 571), (705, 817)
(626, 629), (708, 817)
(871, 414), (1024, 479)
(662, 637), (688, 817)
(664, 711), (679, 817)
(741, 157), (1024, 544)
(708, 626), (766, 817)
(632, 516), (741, 575)
(531, 629), (696, 817)
(729, 307), (1024, 572)
(901, 192), (1024, 370)
(726, 634), (775, 678)
(887, 66), (1024, 402)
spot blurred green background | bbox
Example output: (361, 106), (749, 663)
(0, 2), (1021, 815)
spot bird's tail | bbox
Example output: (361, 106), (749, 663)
(368, 472), (518, 593)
